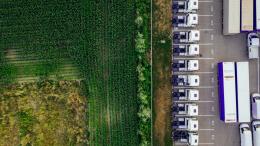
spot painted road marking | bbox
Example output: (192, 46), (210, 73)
(173, 72), (214, 74)
(211, 120), (215, 126)
(198, 0), (213, 3)
(198, 15), (214, 17)
(211, 63), (214, 69)
(211, 5), (214, 12)
(211, 91), (214, 97)
(211, 20), (214, 26)
(197, 115), (215, 117)
(211, 34), (214, 40)
(173, 43), (213, 46)
(199, 129), (214, 131)
(199, 29), (214, 31)
(173, 86), (215, 89)
(175, 100), (215, 103)
(211, 49), (214, 55)
(211, 77), (214, 83)
(211, 106), (215, 112)
(174, 57), (214, 60)
(211, 134), (215, 140)
(199, 143), (215, 145)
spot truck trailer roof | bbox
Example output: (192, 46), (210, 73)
(218, 62), (237, 123)
(223, 0), (240, 35)
(256, 0), (260, 30)
(236, 62), (250, 122)
(241, 0), (254, 31)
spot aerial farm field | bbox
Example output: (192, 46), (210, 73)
(0, 0), (142, 146)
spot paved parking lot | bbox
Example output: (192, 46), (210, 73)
(172, 0), (259, 146)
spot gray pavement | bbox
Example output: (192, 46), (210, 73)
(172, 0), (260, 146)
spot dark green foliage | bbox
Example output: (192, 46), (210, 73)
(135, 0), (151, 145)
(17, 111), (35, 137)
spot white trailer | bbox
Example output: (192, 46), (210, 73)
(223, 0), (240, 35)
(256, 0), (260, 30)
(236, 62), (250, 122)
(241, 0), (254, 31)
(218, 62), (237, 123)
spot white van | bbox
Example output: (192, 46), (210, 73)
(240, 124), (253, 146)
(252, 121), (260, 146)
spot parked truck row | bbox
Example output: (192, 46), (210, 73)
(172, 1), (200, 145)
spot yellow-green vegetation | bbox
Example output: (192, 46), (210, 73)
(0, 80), (87, 146)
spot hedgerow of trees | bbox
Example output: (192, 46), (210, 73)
(135, 0), (151, 145)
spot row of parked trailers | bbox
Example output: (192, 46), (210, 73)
(218, 62), (251, 123)
(223, 0), (260, 35)
(172, 0), (200, 146)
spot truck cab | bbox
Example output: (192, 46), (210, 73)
(172, 117), (199, 131)
(247, 33), (259, 59)
(172, 60), (199, 71)
(173, 131), (199, 146)
(172, 75), (200, 86)
(173, 30), (200, 43)
(252, 120), (260, 146)
(172, 89), (199, 101)
(172, 14), (198, 27)
(239, 124), (253, 146)
(173, 44), (200, 56)
(252, 93), (260, 119)
(172, 0), (199, 13)
(172, 103), (198, 116)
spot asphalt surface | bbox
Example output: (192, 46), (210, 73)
(172, 0), (259, 146)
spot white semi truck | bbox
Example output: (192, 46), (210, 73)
(172, 60), (199, 71)
(173, 44), (200, 56)
(172, 103), (198, 116)
(172, 0), (198, 13)
(172, 117), (199, 131)
(172, 14), (198, 27)
(172, 75), (200, 86)
(172, 89), (199, 101)
(252, 93), (260, 119)
(173, 131), (199, 146)
(252, 120), (260, 146)
(247, 33), (259, 59)
(173, 30), (200, 43)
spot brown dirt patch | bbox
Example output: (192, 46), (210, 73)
(153, 0), (172, 35)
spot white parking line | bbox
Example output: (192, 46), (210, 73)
(199, 143), (215, 145)
(211, 63), (215, 69)
(211, 34), (214, 40)
(210, 5), (214, 12)
(211, 77), (214, 83)
(174, 100), (214, 103)
(211, 49), (214, 55)
(173, 43), (213, 46)
(199, 29), (214, 31)
(211, 20), (214, 26)
(173, 72), (214, 74)
(198, 1), (213, 3)
(199, 129), (215, 131)
(197, 114), (215, 117)
(173, 86), (215, 89)
(198, 15), (214, 17)
(174, 57), (214, 60)
(211, 91), (214, 97)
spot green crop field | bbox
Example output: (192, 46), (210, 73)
(1, 0), (139, 145)
(84, 1), (139, 145)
